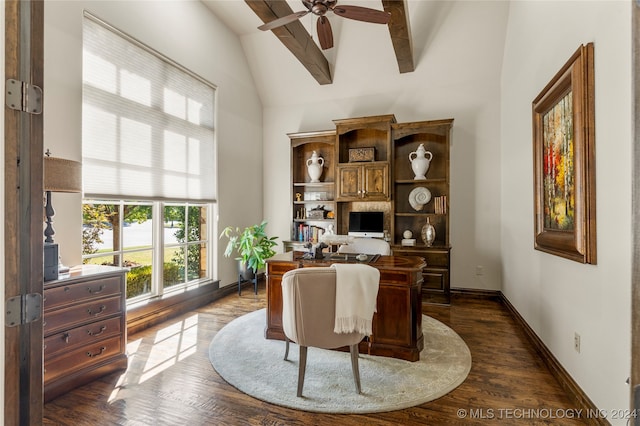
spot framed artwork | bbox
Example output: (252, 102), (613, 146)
(532, 43), (596, 264)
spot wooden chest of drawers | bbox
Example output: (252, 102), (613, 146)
(43, 265), (128, 402)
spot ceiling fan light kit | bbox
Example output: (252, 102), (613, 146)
(258, 0), (391, 50)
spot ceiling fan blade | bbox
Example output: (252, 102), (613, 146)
(258, 10), (310, 31)
(317, 16), (334, 50)
(332, 5), (391, 24)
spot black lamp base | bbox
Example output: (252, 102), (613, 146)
(44, 243), (59, 281)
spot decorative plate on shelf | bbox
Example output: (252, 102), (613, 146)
(409, 187), (432, 211)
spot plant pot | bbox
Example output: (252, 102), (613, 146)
(237, 261), (258, 296)
(238, 261), (255, 281)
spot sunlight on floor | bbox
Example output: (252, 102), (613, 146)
(108, 314), (199, 402)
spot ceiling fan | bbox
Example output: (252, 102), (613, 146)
(257, 0), (391, 50)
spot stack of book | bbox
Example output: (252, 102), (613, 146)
(434, 195), (447, 214)
(295, 224), (325, 243)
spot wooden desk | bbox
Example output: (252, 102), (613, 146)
(265, 252), (426, 361)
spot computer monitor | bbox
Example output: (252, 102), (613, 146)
(347, 211), (384, 238)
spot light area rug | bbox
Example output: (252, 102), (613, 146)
(209, 308), (471, 414)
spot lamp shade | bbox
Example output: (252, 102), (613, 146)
(44, 157), (82, 193)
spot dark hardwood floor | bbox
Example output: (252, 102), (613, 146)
(43, 282), (589, 425)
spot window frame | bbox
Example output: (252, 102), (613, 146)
(82, 199), (216, 305)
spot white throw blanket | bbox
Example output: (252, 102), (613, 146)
(332, 263), (380, 335)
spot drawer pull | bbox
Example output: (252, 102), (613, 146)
(86, 346), (106, 358)
(62, 333), (70, 343)
(87, 326), (107, 337)
(88, 285), (105, 294)
(87, 305), (107, 316)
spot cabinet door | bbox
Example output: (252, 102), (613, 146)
(363, 163), (389, 200)
(336, 164), (362, 200)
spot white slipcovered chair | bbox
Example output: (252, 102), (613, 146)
(281, 265), (380, 397)
(337, 237), (391, 255)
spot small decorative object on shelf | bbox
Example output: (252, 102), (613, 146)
(408, 186), (432, 211)
(306, 151), (324, 182)
(409, 143), (433, 180)
(304, 191), (327, 201)
(421, 217), (436, 247)
(295, 192), (302, 202)
(307, 205), (327, 219)
(402, 229), (416, 246)
(348, 147), (375, 162)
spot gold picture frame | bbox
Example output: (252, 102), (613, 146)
(532, 43), (596, 264)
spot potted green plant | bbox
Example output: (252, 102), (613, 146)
(219, 220), (278, 279)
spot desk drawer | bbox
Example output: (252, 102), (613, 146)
(45, 276), (122, 309)
(45, 316), (123, 359)
(44, 335), (123, 383)
(44, 295), (123, 336)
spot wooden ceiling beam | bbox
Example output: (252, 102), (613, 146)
(382, 0), (414, 73)
(245, 0), (333, 85)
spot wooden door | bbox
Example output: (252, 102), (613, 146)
(362, 163), (389, 200)
(4, 1), (45, 424)
(336, 164), (362, 200)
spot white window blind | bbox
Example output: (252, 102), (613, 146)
(82, 13), (216, 202)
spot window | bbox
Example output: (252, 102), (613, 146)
(81, 13), (216, 302)
(82, 200), (210, 301)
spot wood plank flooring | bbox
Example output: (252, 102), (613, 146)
(43, 283), (589, 425)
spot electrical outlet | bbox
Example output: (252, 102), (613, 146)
(475, 265), (484, 275)
(574, 332), (581, 353)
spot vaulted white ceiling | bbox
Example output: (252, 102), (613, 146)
(202, 0), (266, 36)
(200, 1), (499, 109)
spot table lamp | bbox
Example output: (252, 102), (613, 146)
(44, 151), (82, 281)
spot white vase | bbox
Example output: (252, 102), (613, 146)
(421, 217), (436, 247)
(409, 144), (433, 180)
(306, 151), (324, 183)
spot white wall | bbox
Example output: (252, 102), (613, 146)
(257, 1), (509, 291)
(500, 1), (631, 422)
(44, 0), (263, 287)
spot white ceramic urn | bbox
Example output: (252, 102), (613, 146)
(409, 144), (433, 180)
(306, 151), (324, 183)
